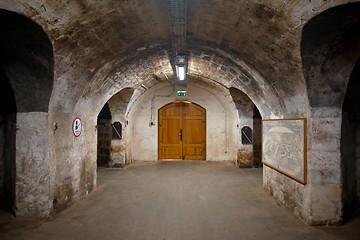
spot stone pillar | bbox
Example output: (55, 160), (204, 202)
(15, 112), (53, 217)
(51, 112), (97, 213)
(306, 107), (342, 225)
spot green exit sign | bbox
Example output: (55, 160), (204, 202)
(177, 90), (187, 97)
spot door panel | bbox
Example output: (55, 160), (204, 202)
(159, 104), (182, 159)
(183, 104), (206, 160)
(159, 102), (206, 160)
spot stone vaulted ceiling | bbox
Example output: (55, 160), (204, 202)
(0, 0), (359, 117)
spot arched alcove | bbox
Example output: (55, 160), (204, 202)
(229, 87), (262, 168)
(0, 9), (55, 217)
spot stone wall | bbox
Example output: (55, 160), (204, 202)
(50, 112), (97, 215)
(15, 112), (52, 217)
(263, 167), (306, 219)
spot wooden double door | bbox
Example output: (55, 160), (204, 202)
(158, 102), (206, 160)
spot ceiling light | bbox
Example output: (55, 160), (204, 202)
(177, 65), (185, 81)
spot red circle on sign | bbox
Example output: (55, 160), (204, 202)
(72, 117), (82, 137)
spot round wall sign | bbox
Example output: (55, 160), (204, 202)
(72, 117), (82, 137)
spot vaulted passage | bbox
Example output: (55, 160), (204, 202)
(1, 1), (360, 239)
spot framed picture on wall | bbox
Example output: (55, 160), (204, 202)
(262, 118), (307, 184)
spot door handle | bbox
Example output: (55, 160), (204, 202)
(179, 129), (182, 141)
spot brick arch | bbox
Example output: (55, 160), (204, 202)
(79, 47), (287, 120)
(188, 47), (285, 118)
(75, 47), (173, 117)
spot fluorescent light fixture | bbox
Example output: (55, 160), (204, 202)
(178, 66), (185, 81)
